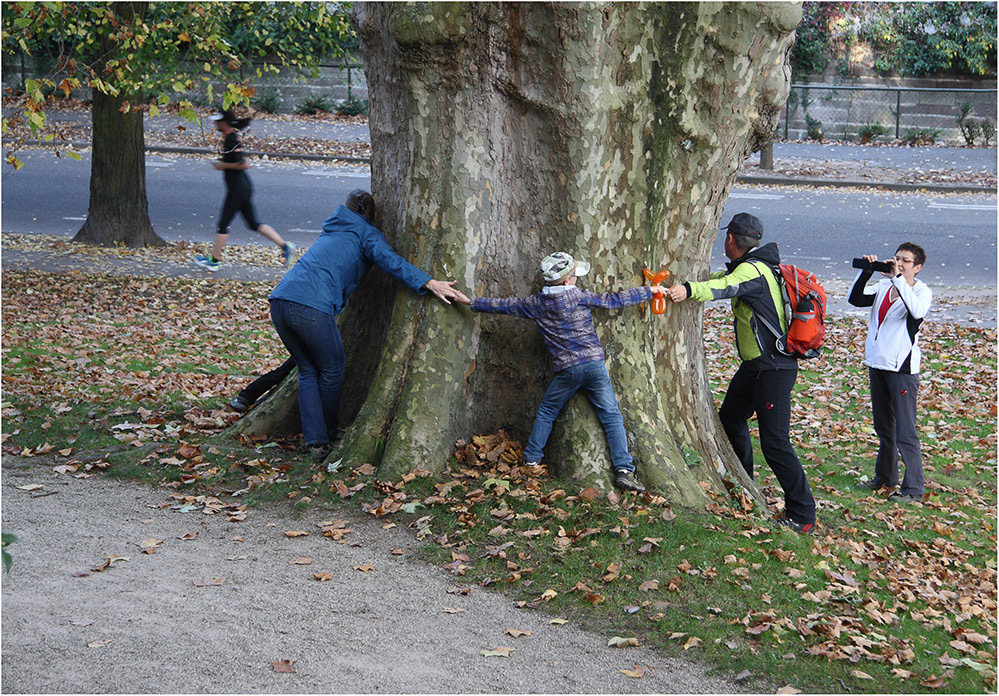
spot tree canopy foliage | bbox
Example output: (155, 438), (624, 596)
(1, 1), (354, 169)
(792, 1), (997, 78)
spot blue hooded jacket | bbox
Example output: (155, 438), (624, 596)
(269, 206), (431, 317)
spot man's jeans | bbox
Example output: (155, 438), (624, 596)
(523, 360), (634, 473)
(270, 299), (344, 447)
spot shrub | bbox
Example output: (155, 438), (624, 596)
(805, 114), (824, 140)
(252, 91), (282, 114)
(857, 122), (890, 143)
(980, 120), (995, 147)
(295, 94), (334, 115)
(335, 96), (368, 117)
(903, 127), (941, 146)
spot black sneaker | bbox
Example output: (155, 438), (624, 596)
(229, 395), (250, 413)
(308, 443), (333, 463)
(856, 480), (888, 491)
(614, 471), (646, 493)
(773, 515), (814, 534)
(889, 490), (923, 505)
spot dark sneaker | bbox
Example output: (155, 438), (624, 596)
(614, 470), (646, 493)
(773, 515), (814, 534)
(282, 242), (296, 268)
(889, 490), (923, 505)
(856, 479), (888, 491)
(194, 254), (221, 272)
(308, 443), (333, 463)
(229, 395), (250, 413)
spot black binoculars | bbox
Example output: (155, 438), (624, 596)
(852, 258), (894, 273)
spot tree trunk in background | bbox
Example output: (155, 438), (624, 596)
(236, 2), (801, 508)
(72, 2), (165, 248)
(760, 141), (775, 170)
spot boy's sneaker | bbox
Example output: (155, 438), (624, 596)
(229, 395), (250, 413)
(856, 479), (887, 491)
(195, 254), (220, 272)
(889, 490), (922, 505)
(773, 515), (814, 534)
(282, 242), (296, 268)
(614, 470), (646, 493)
(308, 443), (333, 463)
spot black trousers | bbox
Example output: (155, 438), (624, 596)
(238, 357), (295, 405)
(869, 368), (924, 496)
(718, 364), (816, 524)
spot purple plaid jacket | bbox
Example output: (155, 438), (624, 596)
(471, 285), (654, 372)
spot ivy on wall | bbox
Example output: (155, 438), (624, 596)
(792, 1), (997, 78)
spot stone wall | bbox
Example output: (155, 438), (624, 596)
(781, 75), (997, 144)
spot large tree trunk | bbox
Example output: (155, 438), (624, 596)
(236, 2), (801, 507)
(72, 2), (165, 248)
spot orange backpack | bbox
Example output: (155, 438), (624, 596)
(772, 264), (826, 359)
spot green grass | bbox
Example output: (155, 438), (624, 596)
(1, 271), (994, 693)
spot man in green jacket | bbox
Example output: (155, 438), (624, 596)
(665, 213), (816, 534)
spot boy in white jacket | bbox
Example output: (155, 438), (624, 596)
(848, 242), (932, 502)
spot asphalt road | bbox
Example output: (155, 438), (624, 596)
(2, 148), (996, 286)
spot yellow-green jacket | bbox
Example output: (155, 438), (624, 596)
(685, 243), (796, 370)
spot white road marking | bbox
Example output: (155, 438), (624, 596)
(729, 192), (785, 200)
(302, 170), (370, 178)
(928, 202), (996, 211)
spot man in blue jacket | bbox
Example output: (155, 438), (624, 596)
(269, 190), (468, 461)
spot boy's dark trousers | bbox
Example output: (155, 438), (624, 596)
(239, 357), (295, 405)
(718, 364), (816, 525)
(869, 367), (923, 496)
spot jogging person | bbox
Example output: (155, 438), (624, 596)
(195, 109), (295, 272)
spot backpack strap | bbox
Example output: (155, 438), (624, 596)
(745, 260), (790, 341)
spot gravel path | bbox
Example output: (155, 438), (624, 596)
(1, 461), (739, 694)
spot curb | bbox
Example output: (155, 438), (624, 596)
(736, 173), (995, 194)
(7, 139), (995, 193)
(6, 139), (371, 165)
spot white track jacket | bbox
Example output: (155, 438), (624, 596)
(848, 272), (932, 374)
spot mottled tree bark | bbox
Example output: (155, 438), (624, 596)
(72, 2), (165, 248)
(236, 2), (801, 507)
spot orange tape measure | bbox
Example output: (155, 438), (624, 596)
(642, 268), (671, 314)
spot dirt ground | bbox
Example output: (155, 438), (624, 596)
(0, 460), (740, 694)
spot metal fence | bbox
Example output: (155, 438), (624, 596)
(1, 54), (368, 112)
(782, 83), (997, 145)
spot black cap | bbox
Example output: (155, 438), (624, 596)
(722, 213), (763, 240)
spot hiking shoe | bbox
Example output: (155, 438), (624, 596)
(282, 242), (296, 268)
(194, 254), (220, 272)
(856, 479), (889, 491)
(614, 470), (646, 493)
(308, 443), (333, 463)
(773, 515), (814, 534)
(889, 490), (923, 505)
(229, 395), (250, 413)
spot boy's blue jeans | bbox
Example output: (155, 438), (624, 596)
(523, 360), (635, 473)
(270, 299), (344, 447)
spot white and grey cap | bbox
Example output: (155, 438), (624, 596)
(540, 251), (591, 284)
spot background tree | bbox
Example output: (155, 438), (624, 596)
(236, 2), (802, 509)
(1, 1), (353, 247)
